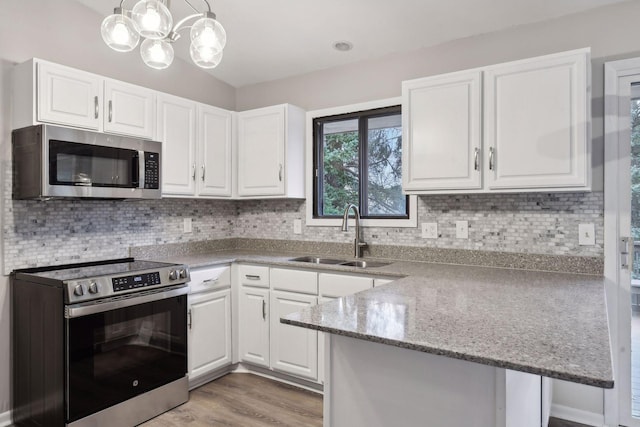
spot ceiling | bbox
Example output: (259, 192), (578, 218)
(76, 0), (628, 88)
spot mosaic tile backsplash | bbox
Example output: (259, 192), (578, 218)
(4, 190), (603, 274)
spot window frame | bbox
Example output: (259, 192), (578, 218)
(305, 98), (417, 228)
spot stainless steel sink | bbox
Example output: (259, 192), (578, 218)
(288, 256), (346, 265)
(288, 256), (390, 269)
(338, 260), (390, 268)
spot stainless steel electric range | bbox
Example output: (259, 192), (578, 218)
(11, 257), (191, 427)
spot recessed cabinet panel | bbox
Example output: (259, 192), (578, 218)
(188, 289), (231, 382)
(484, 52), (589, 189)
(157, 95), (197, 196)
(270, 291), (318, 380)
(104, 80), (155, 139)
(37, 61), (101, 130)
(239, 287), (270, 368)
(237, 107), (285, 196)
(403, 71), (482, 191)
(198, 105), (233, 197)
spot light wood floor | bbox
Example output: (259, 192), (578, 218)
(139, 373), (323, 427)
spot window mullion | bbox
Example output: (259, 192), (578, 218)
(359, 115), (368, 217)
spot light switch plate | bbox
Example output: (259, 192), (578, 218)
(578, 223), (595, 246)
(183, 218), (192, 233)
(456, 221), (469, 239)
(422, 223), (438, 239)
(293, 219), (302, 235)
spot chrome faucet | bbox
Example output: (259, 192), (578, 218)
(341, 204), (367, 258)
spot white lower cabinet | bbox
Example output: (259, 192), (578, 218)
(238, 286), (270, 368)
(188, 288), (232, 385)
(270, 291), (318, 380)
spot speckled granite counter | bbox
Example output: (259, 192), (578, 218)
(132, 243), (613, 389)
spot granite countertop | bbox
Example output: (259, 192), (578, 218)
(141, 247), (613, 389)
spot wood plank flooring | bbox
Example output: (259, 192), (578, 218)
(139, 373), (323, 427)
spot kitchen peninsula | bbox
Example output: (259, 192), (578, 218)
(282, 261), (612, 427)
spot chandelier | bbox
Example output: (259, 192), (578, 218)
(101, 0), (226, 70)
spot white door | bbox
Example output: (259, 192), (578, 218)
(270, 291), (318, 380)
(402, 70), (482, 191)
(188, 289), (231, 381)
(237, 106), (285, 196)
(37, 61), (102, 130)
(484, 50), (589, 190)
(197, 104), (232, 197)
(604, 58), (640, 427)
(104, 80), (155, 139)
(238, 286), (270, 367)
(157, 94), (197, 196)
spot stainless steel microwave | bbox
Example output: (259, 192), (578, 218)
(12, 125), (162, 200)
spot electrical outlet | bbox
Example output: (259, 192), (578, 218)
(293, 219), (302, 235)
(183, 218), (192, 233)
(422, 222), (438, 239)
(456, 221), (469, 239)
(578, 223), (595, 246)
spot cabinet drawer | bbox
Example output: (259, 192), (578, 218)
(319, 273), (373, 298)
(189, 265), (231, 294)
(271, 268), (318, 294)
(238, 265), (270, 288)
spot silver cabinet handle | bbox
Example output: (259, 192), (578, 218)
(192, 164), (196, 181)
(201, 164), (205, 182)
(474, 148), (479, 171)
(489, 147), (495, 171)
(262, 299), (266, 320)
(279, 164), (283, 182)
(203, 278), (219, 284)
(245, 274), (261, 280)
(621, 237), (631, 269)
(188, 308), (192, 329)
(108, 100), (113, 122)
(94, 96), (99, 119)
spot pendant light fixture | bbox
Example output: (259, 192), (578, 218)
(101, 0), (226, 70)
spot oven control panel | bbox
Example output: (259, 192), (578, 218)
(112, 272), (161, 292)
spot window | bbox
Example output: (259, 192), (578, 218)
(313, 105), (408, 219)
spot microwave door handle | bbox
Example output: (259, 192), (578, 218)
(136, 151), (144, 189)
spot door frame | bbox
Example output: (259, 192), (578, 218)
(604, 57), (640, 427)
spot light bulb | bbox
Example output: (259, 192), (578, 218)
(101, 12), (140, 52)
(132, 0), (172, 40)
(190, 43), (223, 69)
(190, 17), (226, 52)
(140, 39), (174, 69)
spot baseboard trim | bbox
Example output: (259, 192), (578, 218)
(550, 403), (604, 426)
(0, 410), (12, 427)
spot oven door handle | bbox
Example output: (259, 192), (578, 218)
(65, 285), (189, 318)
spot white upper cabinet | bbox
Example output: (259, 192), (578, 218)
(484, 50), (590, 190)
(157, 94), (197, 196)
(237, 104), (305, 198)
(36, 61), (102, 131)
(197, 104), (233, 197)
(14, 59), (155, 139)
(403, 70), (482, 191)
(104, 79), (155, 139)
(402, 48), (591, 194)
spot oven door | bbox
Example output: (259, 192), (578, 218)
(65, 287), (188, 423)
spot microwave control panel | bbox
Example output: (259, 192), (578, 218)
(144, 152), (160, 189)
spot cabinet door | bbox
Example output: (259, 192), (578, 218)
(239, 287), (270, 367)
(237, 105), (285, 196)
(270, 291), (318, 380)
(188, 289), (231, 381)
(37, 61), (102, 130)
(104, 80), (155, 139)
(402, 70), (482, 191)
(484, 51), (589, 190)
(197, 104), (233, 197)
(157, 94), (197, 196)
